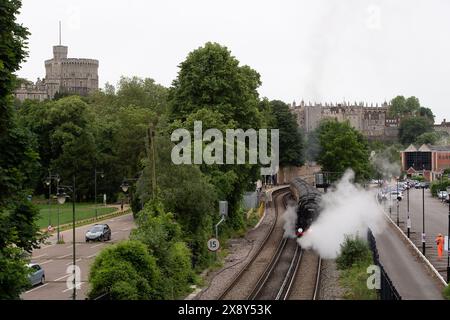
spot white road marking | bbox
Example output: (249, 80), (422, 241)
(65, 243), (81, 249)
(41, 244), (56, 249)
(32, 253), (48, 259)
(62, 283), (83, 293)
(90, 243), (104, 249)
(40, 259), (54, 265)
(86, 253), (97, 259)
(121, 228), (131, 231)
(54, 274), (70, 281)
(65, 258), (81, 266)
(24, 283), (48, 294)
(57, 254), (72, 259)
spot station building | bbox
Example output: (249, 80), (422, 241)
(401, 144), (450, 181)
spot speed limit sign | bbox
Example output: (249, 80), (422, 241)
(207, 238), (220, 252)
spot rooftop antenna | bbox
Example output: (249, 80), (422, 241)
(59, 21), (61, 45)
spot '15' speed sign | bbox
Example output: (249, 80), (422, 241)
(207, 238), (220, 252)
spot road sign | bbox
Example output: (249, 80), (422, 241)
(219, 201), (228, 217)
(445, 236), (449, 252)
(207, 238), (220, 252)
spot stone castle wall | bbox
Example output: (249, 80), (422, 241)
(290, 101), (399, 141)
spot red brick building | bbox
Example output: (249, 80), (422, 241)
(401, 144), (450, 181)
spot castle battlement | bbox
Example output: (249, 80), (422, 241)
(290, 100), (398, 142)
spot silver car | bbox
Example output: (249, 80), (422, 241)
(28, 263), (45, 286)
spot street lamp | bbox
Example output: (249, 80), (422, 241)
(422, 165), (426, 256)
(57, 176), (77, 300)
(396, 178), (400, 226)
(94, 168), (104, 220)
(44, 172), (60, 227)
(407, 181), (411, 238)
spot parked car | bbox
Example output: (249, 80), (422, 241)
(391, 191), (403, 200)
(28, 263), (45, 287)
(85, 224), (111, 242)
(438, 191), (448, 200)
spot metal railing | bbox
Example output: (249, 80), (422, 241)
(367, 229), (402, 300)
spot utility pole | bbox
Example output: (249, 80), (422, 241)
(422, 185), (426, 256)
(407, 183), (410, 238)
(72, 175), (76, 300)
(147, 123), (157, 198)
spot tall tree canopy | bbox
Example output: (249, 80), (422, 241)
(168, 42), (264, 229)
(269, 100), (304, 167)
(398, 116), (433, 145)
(316, 120), (372, 182)
(0, 0), (43, 299)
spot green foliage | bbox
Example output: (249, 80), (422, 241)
(399, 116), (433, 145)
(430, 179), (449, 197)
(336, 235), (372, 270)
(444, 283), (450, 300)
(0, 246), (33, 299)
(269, 100), (304, 167)
(130, 199), (195, 298)
(88, 240), (162, 300)
(168, 42), (263, 231)
(415, 131), (439, 145)
(316, 120), (372, 182)
(0, 0), (44, 299)
(339, 258), (377, 300)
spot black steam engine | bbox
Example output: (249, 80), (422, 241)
(289, 177), (322, 237)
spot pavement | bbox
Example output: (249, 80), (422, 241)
(21, 212), (135, 300)
(374, 186), (448, 299)
(384, 187), (450, 280)
(375, 218), (444, 299)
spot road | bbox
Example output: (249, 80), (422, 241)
(383, 186), (449, 280)
(21, 213), (135, 300)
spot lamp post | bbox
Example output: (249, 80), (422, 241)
(407, 182), (411, 238)
(94, 168), (104, 220)
(396, 178), (400, 226)
(44, 172), (60, 227)
(57, 176), (76, 300)
(120, 178), (139, 210)
(422, 184), (426, 255)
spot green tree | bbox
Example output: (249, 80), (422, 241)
(270, 100), (304, 167)
(388, 96), (406, 118)
(316, 120), (372, 182)
(130, 199), (195, 297)
(88, 240), (162, 300)
(415, 131), (439, 145)
(405, 96), (420, 115)
(399, 116), (433, 145)
(0, 0), (43, 299)
(168, 42), (264, 229)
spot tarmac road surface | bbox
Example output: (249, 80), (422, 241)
(21, 213), (135, 300)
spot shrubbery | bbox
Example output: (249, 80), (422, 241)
(336, 235), (372, 269)
(431, 179), (450, 197)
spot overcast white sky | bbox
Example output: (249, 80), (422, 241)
(17, 0), (449, 123)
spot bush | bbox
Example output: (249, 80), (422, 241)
(431, 179), (450, 197)
(88, 241), (162, 300)
(443, 284), (450, 300)
(336, 235), (372, 269)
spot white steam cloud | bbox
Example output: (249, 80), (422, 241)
(370, 150), (401, 180)
(283, 205), (298, 239)
(298, 169), (384, 259)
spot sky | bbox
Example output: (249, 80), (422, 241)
(16, 0), (450, 123)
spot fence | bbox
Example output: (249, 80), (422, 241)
(367, 229), (402, 300)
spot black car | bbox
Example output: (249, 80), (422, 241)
(85, 224), (112, 242)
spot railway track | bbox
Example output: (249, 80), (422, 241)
(218, 188), (290, 300)
(219, 187), (322, 300)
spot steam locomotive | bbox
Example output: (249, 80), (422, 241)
(289, 177), (322, 237)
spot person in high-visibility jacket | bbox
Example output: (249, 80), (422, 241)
(435, 233), (444, 259)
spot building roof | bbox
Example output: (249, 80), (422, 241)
(428, 145), (450, 152)
(403, 144), (450, 152)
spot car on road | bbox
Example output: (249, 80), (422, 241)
(390, 191), (403, 200)
(438, 191), (448, 200)
(27, 263), (45, 287)
(85, 224), (112, 242)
